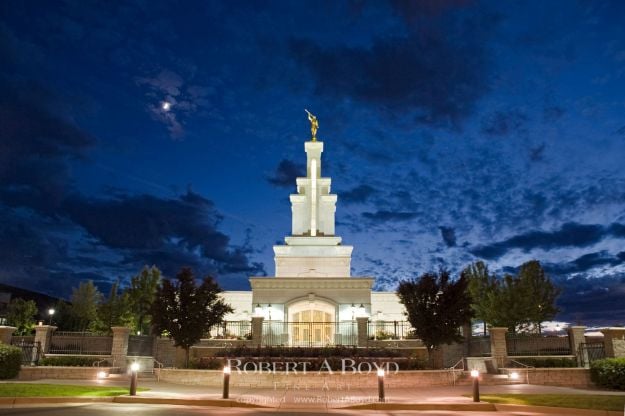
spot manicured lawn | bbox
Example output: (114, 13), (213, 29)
(471, 394), (625, 411)
(0, 383), (148, 397)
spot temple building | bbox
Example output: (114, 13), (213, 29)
(221, 121), (406, 345)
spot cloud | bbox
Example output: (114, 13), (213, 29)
(266, 159), (305, 187)
(481, 109), (528, 136)
(340, 184), (377, 204)
(439, 226), (457, 247)
(289, 8), (494, 127)
(362, 210), (418, 222)
(471, 222), (625, 260)
(555, 275), (625, 324)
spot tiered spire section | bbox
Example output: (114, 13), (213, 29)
(289, 141), (337, 236)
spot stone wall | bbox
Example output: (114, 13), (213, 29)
(18, 366), (115, 381)
(502, 368), (593, 387)
(154, 368), (457, 388)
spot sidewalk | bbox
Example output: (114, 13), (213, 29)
(4, 377), (624, 410)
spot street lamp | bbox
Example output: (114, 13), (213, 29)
(223, 366), (231, 399)
(377, 368), (385, 402)
(129, 362), (140, 396)
(470, 369), (480, 402)
(47, 308), (55, 325)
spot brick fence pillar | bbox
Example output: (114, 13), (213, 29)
(111, 326), (131, 370)
(356, 317), (369, 347)
(489, 327), (508, 369)
(567, 326), (587, 366)
(601, 327), (625, 359)
(251, 317), (264, 347)
(0, 326), (16, 344)
(34, 325), (56, 354)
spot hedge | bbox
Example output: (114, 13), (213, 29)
(516, 357), (578, 368)
(590, 358), (625, 390)
(38, 356), (110, 367)
(0, 343), (22, 379)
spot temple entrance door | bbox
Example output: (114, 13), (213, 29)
(288, 300), (335, 346)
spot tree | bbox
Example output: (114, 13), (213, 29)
(70, 280), (103, 331)
(151, 267), (233, 367)
(93, 280), (133, 333)
(6, 298), (37, 335)
(126, 266), (161, 335)
(517, 260), (560, 333)
(463, 261), (496, 335)
(397, 269), (473, 368)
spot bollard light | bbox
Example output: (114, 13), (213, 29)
(129, 362), (140, 396)
(222, 366), (231, 399)
(470, 369), (480, 402)
(377, 368), (385, 402)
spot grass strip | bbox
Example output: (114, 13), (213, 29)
(0, 383), (148, 397)
(468, 394), (625, 411)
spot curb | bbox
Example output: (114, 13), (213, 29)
(342, 402), (497, 411)
(0, 396), (266, 408)
(495, 404), (624, 416)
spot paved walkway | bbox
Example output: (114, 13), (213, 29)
(6, 378), (624, 410)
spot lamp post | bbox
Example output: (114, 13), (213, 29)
(377, 368), (385, 402)
(223, 366), (231, 399)
(470, 369), (480, 402)
(47, 308), (55, 325)
(129, 362), (140, 396)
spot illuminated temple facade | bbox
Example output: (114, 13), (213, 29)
(221, 137), (406, 345)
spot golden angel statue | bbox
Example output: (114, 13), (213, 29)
(305, 109), (318, 141)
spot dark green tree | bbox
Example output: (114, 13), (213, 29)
(151, 267), (233, 367)
(93, 280), (133, 333)
(126, 266), (161, 335)
(397, 269), (473, 368)
(463, 261), (497, 334)
(517, 260), (560, 333)
(6, 298), (37, 335)
(70, 280), (103, 331)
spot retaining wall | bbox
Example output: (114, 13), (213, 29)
(18, 366), (115, 381)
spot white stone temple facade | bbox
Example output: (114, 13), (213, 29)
(221, 136), (406, 344)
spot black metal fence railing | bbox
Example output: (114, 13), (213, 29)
(506, 333), (571, 356)
(204, 321), (252, 340)
(10, 339), (41, 365)
(49, 331), (113, 355)
(128, 335), (154, 356)
(262, 321), (357, 347)
(367, 321), (416, 340)
(579, 342), (605, 366)
(468, 335), (491, 357)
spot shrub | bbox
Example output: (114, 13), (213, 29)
(516, 357), (577, 368)
(0, 344), (22, 379)
(590, 358), (625, 390)
(38, 356), (109, 367)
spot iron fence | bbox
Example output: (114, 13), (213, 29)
(128, 335), (154, 356)
(204, 321), (252, 340)
(10, 339), (41, 365)
(468, 335), (491, 357)
(49, 331), (113, 355)
(579, 342), (605, 366)
(262, 321), (357, 347)
(367, 321), (416, 340)
(506, 333), (571, 356)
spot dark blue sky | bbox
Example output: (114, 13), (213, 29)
(2, 1), (625, 325)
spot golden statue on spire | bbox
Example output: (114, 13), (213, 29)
(305, 109), (318, 142)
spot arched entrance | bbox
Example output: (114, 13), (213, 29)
(288, 299), (335, 346)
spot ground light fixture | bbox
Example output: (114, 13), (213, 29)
(509, 371), (519, 380)
(222, 366), (231, 399)
(97, 371), (107, 379)
(377, 368), (385, 402)
(470, 369), (480, 402)
(129, 362), (140, 396)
